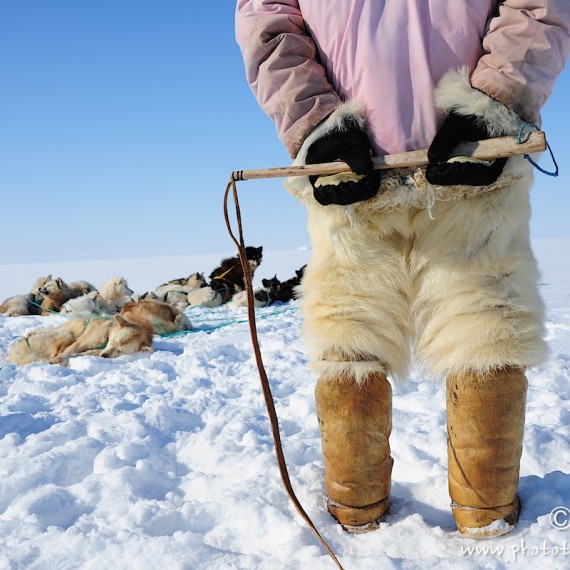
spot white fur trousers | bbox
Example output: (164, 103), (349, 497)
(297, 174), (547, 382)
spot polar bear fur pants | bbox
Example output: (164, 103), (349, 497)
(298, 173), (547, 383)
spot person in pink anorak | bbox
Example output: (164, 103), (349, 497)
(236, 0), (570, 537)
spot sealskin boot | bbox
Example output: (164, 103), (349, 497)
(447, 367), (527, 539)
(315, 372), (393, 533)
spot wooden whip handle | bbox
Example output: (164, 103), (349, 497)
(232, 131), (546, 181)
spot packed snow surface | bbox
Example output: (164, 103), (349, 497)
(0, 241), (569, 569)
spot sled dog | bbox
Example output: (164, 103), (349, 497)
(186, 286), (223, 308)
(0, 294), (36, 317)
(209, 246), (263, 303)
(262, 264), (306, 304)
(154, 273), (208, 310)
(37, 277), (73, 315)
(227, 288), (271, 308)
(59, 291), (103, 317)
(95, 276), (134, 314)
(120, 299), (192, 335)
(7, 316), (153, 366)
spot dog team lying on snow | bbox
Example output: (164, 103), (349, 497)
(0, 246), (305, 317)
(1, 246), (306, 366)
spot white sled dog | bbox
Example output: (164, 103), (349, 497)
(57, 276), (132, 316)
(227, 288), (271, 309)
(154, 272), (207, 298)
(186, 286), (223, 308)
(154, 273), (208, 311)
(94, 276), (134, 314)
(59, 291), (103, 317)
(0, 294), (35, 317)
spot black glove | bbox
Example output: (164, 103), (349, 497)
(426, 112), (507, 186)
(305, 119), (381, 206)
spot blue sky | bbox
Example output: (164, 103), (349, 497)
(1, 1), (569, 264)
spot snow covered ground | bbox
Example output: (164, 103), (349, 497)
(0, 241), (569, 570)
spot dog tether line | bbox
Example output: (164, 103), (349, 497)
(223, 177), (346, 570)
(211, 263), (239, 282)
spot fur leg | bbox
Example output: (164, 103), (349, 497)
(447, 367), (527, 538)
(411, 177), (547, 377)
(299, 205), (412, 382)
(315, 371), (393, 532)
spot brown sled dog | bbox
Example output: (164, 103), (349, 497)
(119, 299), (192, 335)
(7, 316), (153, 366)
(36, 277), (73, 315)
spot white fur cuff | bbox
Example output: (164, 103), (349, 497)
(435, 68), (524, 137)
(314, 359), (389, 385)
(286, 100), (367, 201)
(293, 100), (367, 167)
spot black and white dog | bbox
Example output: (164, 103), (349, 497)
(262, 264), (306, 304)
(209, 246), (264, 304)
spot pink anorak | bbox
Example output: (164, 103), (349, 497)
(236, 0), (570, 157)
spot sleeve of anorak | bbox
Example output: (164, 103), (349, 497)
(471, 0), (570, 123)
(235, 0), (341, 158)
